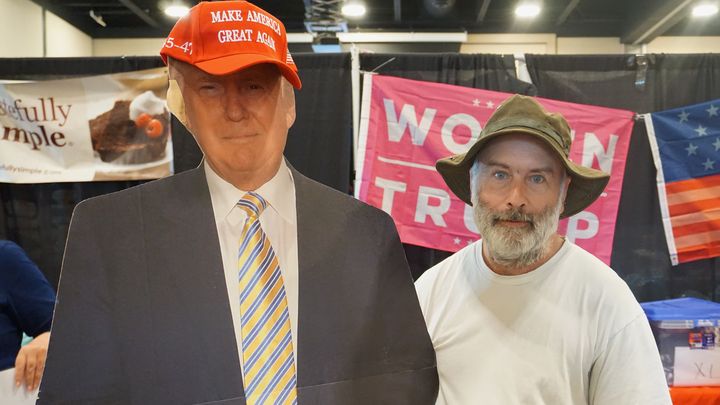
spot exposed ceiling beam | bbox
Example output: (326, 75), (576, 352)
(476, 0), (491, 23)
(118, 0), (160, 28)
(394, 0), (402, 23)
(556, 0), (580, 26)
(29, 0), (97, 36)
(621, 0), (694, 44)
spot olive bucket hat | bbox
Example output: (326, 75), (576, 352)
(435, 94), (610, 218)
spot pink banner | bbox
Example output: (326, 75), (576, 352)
(355, 74), (635, 264)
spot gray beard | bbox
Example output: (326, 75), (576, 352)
(473, 196), (563, 269)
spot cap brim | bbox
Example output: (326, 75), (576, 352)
(436, 127), (610, 218)
(195, 53), (302, 90)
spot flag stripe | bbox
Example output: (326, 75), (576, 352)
(669, 210), (720, 228)
(674, 230), (720, 250)
(666, 173), (720, 194)
(671, 218), (720, 238)
(666, 185), (720, 206)
(677, 241), (720, 263)
(668, 198), (720, 217)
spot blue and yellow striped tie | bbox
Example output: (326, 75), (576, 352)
(237, 192), (298, 404)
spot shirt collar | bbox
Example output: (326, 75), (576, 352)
(205, 159), (295, 225)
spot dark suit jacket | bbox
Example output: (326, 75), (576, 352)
(38, 164), (438, 404)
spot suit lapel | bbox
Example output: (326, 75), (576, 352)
(291, 167), (313, 389)
(291, 166), (335, 392)
(142, 166), (245, 402)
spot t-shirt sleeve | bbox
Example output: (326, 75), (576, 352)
(4, 242), (56, 337)
(588, 313), (671, 405)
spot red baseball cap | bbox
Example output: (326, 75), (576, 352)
(160, 1), (301, 89)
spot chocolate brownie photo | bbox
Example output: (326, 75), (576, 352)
(89, 91), (170, 165)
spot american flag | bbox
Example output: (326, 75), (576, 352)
(645, 99), (720, 265)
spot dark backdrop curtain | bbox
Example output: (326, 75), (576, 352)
(4, 52), (718, 301)
(525, 54), (720, 302)
(359, 52), (535, 279)
(0, 54), (352, 289)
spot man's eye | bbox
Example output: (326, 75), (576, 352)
(529, 174), (545, 184)
(493, 171), (508, 180)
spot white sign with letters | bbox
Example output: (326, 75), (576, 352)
(674, 347), (720, 386)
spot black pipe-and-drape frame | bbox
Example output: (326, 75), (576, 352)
(1, 53), (719, 304)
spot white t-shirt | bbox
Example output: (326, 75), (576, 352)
(416, 240), (671, 405)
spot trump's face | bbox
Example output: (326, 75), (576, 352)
(172, 62), (295, 190)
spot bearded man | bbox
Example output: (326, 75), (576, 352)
(415, 94), (671, 405)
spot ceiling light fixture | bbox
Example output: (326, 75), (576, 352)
(89, 9), (106, 27)
(342, 2), (367, 18)
(515, 3), (541, 18)
(692, 3), (719, 17)
(165, 4), (190, 18)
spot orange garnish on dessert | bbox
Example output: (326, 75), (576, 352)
(145, 119), (164, 138)
(134, 113), (152, 128)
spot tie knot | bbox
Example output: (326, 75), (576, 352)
(237, 192), (268, 218)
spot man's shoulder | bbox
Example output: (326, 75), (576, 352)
(416, 242), (478, 296)
(561, 242), (625, 285)
(74, 168), (201, 214)
(293, 170), (393, 224)
(560, 242), (643, 316)
(0, 239), (20, 254)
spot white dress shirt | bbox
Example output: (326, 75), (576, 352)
(204, 160), (299, 372)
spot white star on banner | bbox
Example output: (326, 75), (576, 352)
(714, 138), (720, 152)
(708, 104), (719, 117)
(695, 124), (708, 137)
(703, 158), (716, 171)
(686, 143), (699, 156)
(472, 99), (481, 107)
(486, 101), (495, 109)
(678, 110), (690, 123)
(453, 237), (461, 245)
(467, 239), (474, 245)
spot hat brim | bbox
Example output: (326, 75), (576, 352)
(195, 53), (302, 90)
(436, 127), (610, 219)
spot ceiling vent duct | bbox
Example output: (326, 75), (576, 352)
(424, 0), (456, 18)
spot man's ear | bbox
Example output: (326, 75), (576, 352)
(562, 174), (572, 204)
(286, 104), (296, 129)
(285, 84), (296, 129)
(166, 79), (188, 127)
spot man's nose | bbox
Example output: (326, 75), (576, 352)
(505, 182), (527, 210)
(223, 86), (247, 122)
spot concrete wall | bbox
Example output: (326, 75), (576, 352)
(93, 38), (165, 57)
(647, 36), (720, 53)
(461, 34), (556, 54)
(557, 37), (625, 55)
(0, 0), (92, 57)
(0, 0), (43, 57)
(45, 11), (92, 57)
